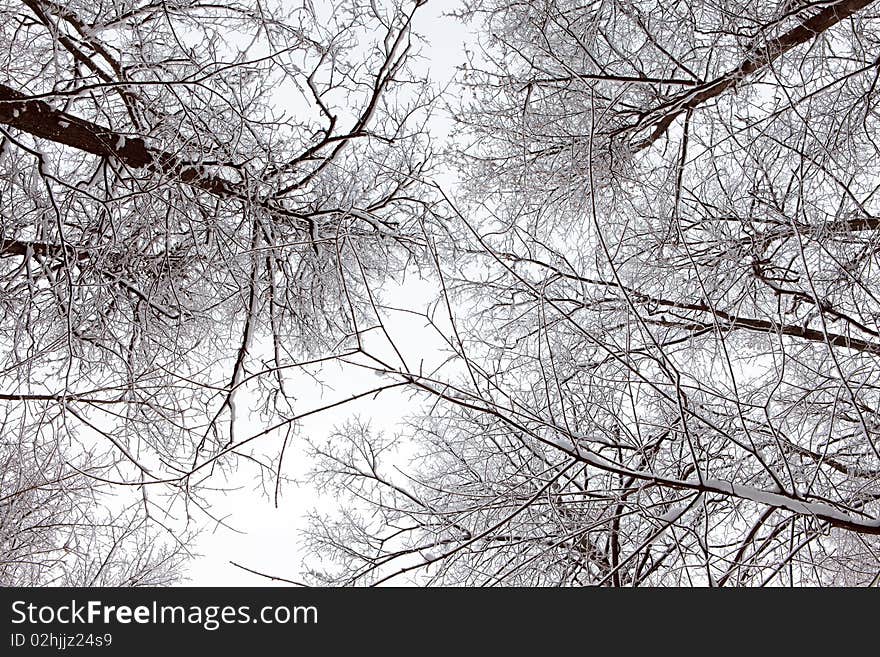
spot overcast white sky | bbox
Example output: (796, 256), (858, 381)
(185, 2), (472, 585)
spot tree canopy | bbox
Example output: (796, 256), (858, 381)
(3, 0), (880, 586)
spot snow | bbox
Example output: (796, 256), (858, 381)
(701, 479), (877, 528)
(545, 434), (577, 453)
(568, 431), (623, 448)
(657, 505), (688, 524)
(543, 434), (880, 531)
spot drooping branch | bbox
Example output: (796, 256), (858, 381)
(394, 374), (880, 535)
(539, 426), (880, 537)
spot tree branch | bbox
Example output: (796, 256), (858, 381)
(627, 0), (877, 149)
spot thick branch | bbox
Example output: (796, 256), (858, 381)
(543, 436), (880, 535)
(648, 307), (880, 355)
(506, 254), (880, 354)
(628, 0), (877, 149)
(0, 83), (311, 225)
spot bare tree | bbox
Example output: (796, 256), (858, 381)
(1, 431), (185, 585)
(0, 0), (435, 584)
(306, 0), (880, 586)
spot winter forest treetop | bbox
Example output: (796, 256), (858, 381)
(2, 0), (880, 586)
